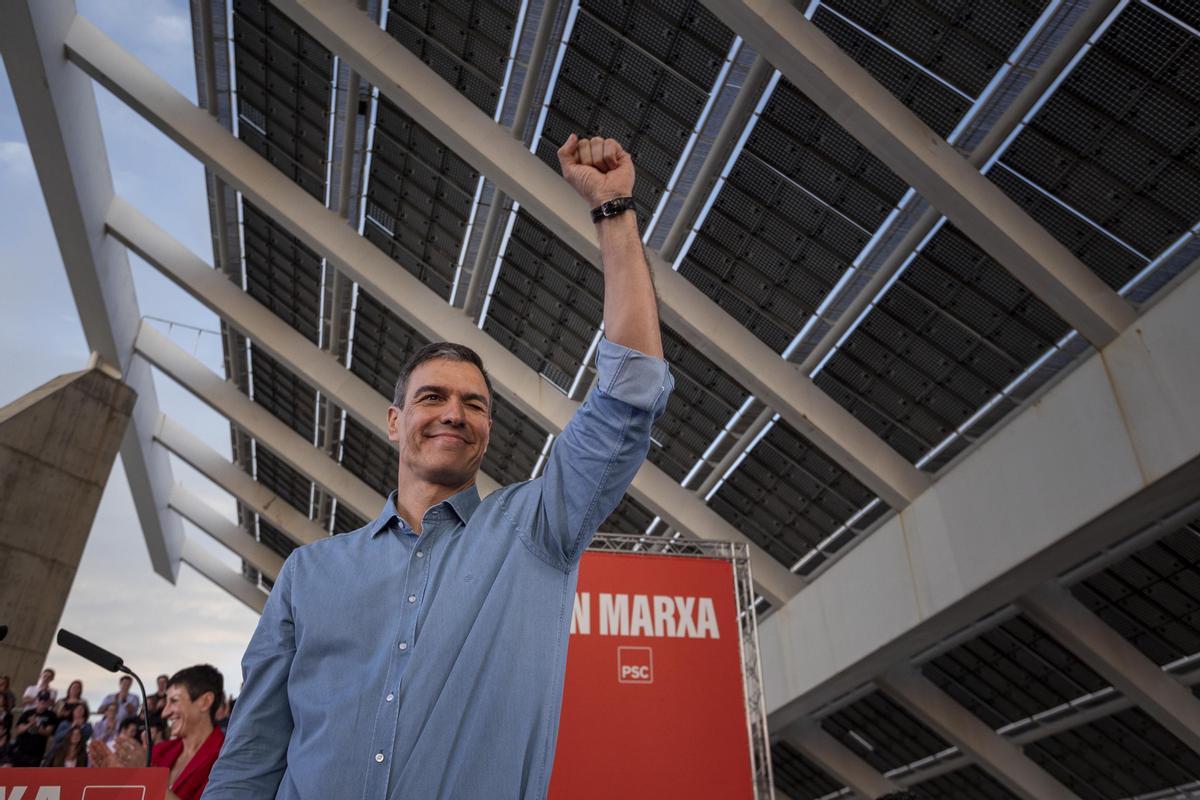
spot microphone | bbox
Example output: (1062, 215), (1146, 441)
(56, 628), (153, 766)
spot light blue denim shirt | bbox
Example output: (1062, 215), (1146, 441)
(202, 338), (673, 800)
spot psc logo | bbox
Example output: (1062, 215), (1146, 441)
(617, 646), (653, 684)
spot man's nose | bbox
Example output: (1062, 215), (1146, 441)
(440, 397), (466, 424)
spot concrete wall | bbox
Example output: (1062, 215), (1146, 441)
(0, 361), (134, 694)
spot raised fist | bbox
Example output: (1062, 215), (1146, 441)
(556, 134), (635, 209)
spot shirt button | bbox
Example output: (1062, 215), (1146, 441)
(375, 752), (384, 763)
(408, 594), (417, 603)
(386, 693), (394, 702)
(399, 641), (408, 651)
(416, 550), (424, 558)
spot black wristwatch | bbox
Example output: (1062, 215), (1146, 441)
(590, 196), (636, 223)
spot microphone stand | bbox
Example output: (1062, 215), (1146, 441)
(120, 666), (154, 767)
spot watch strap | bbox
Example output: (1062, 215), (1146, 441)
(590, 196), (636, 223)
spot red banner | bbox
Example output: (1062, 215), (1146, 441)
(0, 768), (167, 800)
(550, 551), (754, 799)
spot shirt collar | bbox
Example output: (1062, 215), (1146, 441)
(369, 485), (482, 537)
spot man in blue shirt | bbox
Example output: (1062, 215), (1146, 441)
(202, 135), (672, 800)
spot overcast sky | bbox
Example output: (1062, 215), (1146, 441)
(1, 0), (262, 710)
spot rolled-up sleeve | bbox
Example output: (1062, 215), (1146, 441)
(521, 337), (673, 569)
(202, 554), (298, 799)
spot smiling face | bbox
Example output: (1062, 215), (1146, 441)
(388, 358), (491, 490)
(162, 684), (213, 740)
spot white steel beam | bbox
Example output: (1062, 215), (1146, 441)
(154, 415), (329, 549)
(878, 668), (1080, 800)
(263, 0), (929, 510)
(179, 534), (268, 614)
(697, 0), (1135, 348)
(788, 723), (900, 799)
(169, 482), (285, 582)
(134, 322), (386, 520)
(759, 264), (1200, 725)
(1019, 583), (1200, 756)
(105, 197), (501, 499)
(62, 18), (803, 605)
(0, 0), (185, 579)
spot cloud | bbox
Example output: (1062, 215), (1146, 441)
(0, 140), (33, 175)
(148, 13), (190, 47)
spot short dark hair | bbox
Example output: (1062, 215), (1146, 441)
(118, 717), (139, 734)
(392, 342), (494, 416)
(167, 664), (223, 723)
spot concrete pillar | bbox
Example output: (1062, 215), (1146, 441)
(0, 357), (135, 693)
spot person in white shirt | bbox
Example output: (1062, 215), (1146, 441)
(20, 668), (56, 709)
(98, 675), (140, 726)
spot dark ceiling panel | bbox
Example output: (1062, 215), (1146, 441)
(678, 154), (869, 353)
(922, 613), (1108, 731)
(912, 764), (1021, 800)
(770, 740), (844, 800)
(364, 99), (480, 301)
(249, 345), (318, 441)
(258, 518), (299, 561)
(347, 289), (431, 401)
(334, 502), (370, 535)
(242, 202), (323, 345)
(254, 444), (313, 520)
(814, 223), (1071, 466)
(1025, 707), (1200, 800)
(601, 494), (656, 536)
(385, 0), (521, 116)
(1071, 520), (1200, 667)
(233, 0), (333, 201)
(812, 5), (969, 138)
(708, 417), (882, 567)
(1000, 2), (1200, 262)
(819, 0), (1050, 98)
(339, 415), (396, 499)
(533, 0), (735, 226)
(820, 689), (951, 773)
(484, 394), (549, 486)
(483, 210), (603, 392)
(649, 325), (750, 484)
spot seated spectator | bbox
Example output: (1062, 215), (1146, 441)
(91, 702), (119, 749)
(51, 700), (92, 749)
(54, 680), (86, 721)
(89, 665), (225, 800)
(21, 669), (56, 708)
(0, 675), (16, 712)
(8, 691), (56, 766)
(213, 694), (232, 732)
(115, 717), (141, 747)
(98, 675), (140, 726)
(44, 725), (88, 768)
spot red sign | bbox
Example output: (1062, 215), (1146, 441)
(550, 551), (754, 799)
(0, 769), (167, 800)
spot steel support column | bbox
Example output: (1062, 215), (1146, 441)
(179, 534), (268, 613)
(169, 483), (286, 582)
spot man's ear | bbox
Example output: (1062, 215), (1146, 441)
(387, 405), (401, 443)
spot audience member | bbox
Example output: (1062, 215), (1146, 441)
(213, 695), (232, 732)
(89, 664), (225, 800)
(44, 726), (88, 768)
(91, 702), (120, 749)
(20, 668), (56, 708)
(98, 675), (140, 726)
(54, 679), (86, 721)
(0, 676), (16, 712)
(0, 692), (13, 751)
(147, 673), (168, 731)
(51, 700), (92, 750)
(8, 691), (56, 766)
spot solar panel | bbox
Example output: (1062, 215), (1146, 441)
(242, 202), (324, 344)
(483, 393), (549, 486)
(338, 415), (397, 499)
(258, 517), (300, 561)
(1024, 707), (1200, 799)
(253, 443), (313, 519)
(922, 613), (1108, 732)
(912, 764), (1021, 800)
(820, 689), (951, 773)
(249, 345), (318, 441)
(483, 209), (603, 392)
(708, 418), (882, 567)
(770, 740), (844, 800)
(364, 98), (480, 300)
(1071, 520), (1200, 667)
(601, 495), (656, 536)
(999, 2), (1200, 263)
(334, 502), (370, 535)
(347, 288), (431, 400)
(814, 223), (1071, 466)
(384, 0), (521, 116)
(232, 0), (333, 201)
(818, 0), (1050, 98)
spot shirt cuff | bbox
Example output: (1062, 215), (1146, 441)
(593, 336), (674, 414)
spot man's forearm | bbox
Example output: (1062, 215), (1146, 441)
(596, 212), (663, 358)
